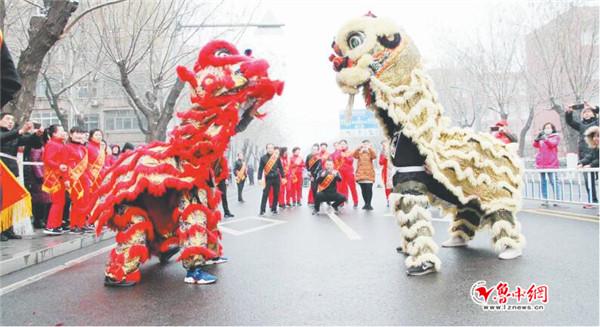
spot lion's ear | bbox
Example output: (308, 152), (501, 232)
(377, 33), (401, 49)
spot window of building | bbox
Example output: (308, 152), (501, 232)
(30, 111), (61, 128)
(104, 110), (145, 131)
(84, 113), (100, 131)
(78, 81), (89, 98)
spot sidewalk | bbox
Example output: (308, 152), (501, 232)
(0, 229), (115, 277)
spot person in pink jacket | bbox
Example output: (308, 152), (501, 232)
(533, 122), (561, 204)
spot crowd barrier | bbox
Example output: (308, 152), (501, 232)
(523, 168), (599, 206)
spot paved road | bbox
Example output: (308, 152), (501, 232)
(0, 185), (598, 325)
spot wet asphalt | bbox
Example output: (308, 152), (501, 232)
(0, 185), (598, 326)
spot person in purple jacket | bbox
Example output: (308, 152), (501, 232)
(533, 122), (561, 204)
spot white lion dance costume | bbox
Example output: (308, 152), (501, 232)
(329, 13), (525, 276)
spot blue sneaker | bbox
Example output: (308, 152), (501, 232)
(204, 256), (229, 265)
(184, 268), (217, 284)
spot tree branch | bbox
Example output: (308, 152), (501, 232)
(61, 0), (127, 38)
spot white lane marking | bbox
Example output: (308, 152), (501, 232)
(0, 244), (114, 296)
(326, 212), (362, 240)
(219, 216), (286, 236)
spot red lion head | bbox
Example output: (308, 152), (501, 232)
(176, 40), (284, 133)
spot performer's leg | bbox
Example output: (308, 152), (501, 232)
(69, 196), (87, 230)
(308, 180), (316, 204)
(218, 180), (231, 216)
(268, 188), (274, 208)
(271, 182), (281, 212)
(346, 173), (359, 206)
(260, 180), (272, 214)
(331, 192), (347, 210)
(313, 192), (323, 213)
(104, 205), (152, 286)
(45, 189), (66, 231)
(442, 203), (484, 247)
(486, 209), (525, 260)
(178, 189), (221, 284)
(390, 179), (440, 276)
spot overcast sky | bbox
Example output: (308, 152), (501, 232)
(203, 0), (597, 146)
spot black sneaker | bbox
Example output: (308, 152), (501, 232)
(43, 228), (63, 235)
(332, 206), (340, 214)
(365, 205), (374, 211)
(69, 228), (84, 235)
(104, 276), (137, 287)
(259, 211), (266, 216)
(407, 261), (435, 276)
(396, 246), (406, 255)
(0, 234), (8, 242)
(224, 213), (235, 218)
(159, 247), (180, 265)
(271, 210), (279, 215)
(311, 210), (319, 215)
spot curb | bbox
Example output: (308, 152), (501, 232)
(0, 231), (115, 277)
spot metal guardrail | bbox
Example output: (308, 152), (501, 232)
(523, 168), (600, 206)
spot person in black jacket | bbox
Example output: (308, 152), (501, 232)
(233, 152), (247, 202)
(305, 143), (321, 206)
(258, 143), (285, 215)
(566, 102), (599, 205)
(577, 126), (599, 208)
(0, 113), (43, 241)
(312, 159), (346, 215)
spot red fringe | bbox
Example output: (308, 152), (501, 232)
(177, 246), (217, 261)
(158, 237), (180, 252)
(115, 221), (154, 243)
(128, 244), (150, 263)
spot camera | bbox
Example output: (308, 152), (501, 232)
(490, 126), (500, 132)
(33, 122), (41, 129)
(571, 103), (585, 110)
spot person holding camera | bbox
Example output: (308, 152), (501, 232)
(312, 159), (346, 215)
(0, 113), (43, 241)
(491, 120), (518, 144)
(533, 122), (561, 204)
(566, 102), (599, 206)
(577, 126), (599, 208)
(353, 140), (377, 210)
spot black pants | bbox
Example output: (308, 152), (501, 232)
(249, 173), (254, 185)
(358, 182), (373, 206)
(584, 172), (598, 203)
(62, 193), (71, 228)
(310, 177), (318, 203)
(218, 180), (231, 215)
(315, 191), (346, 212)
(33, 202), (51, 228)
(260, 178), (280, 213)
(237, 180), (245, 201)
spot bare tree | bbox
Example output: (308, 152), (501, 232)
(89, 0), (240, 142)
(2, 0), (124, 124)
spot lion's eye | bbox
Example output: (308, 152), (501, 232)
(347, 32), (365, 49)
(215, 49), (230, 57)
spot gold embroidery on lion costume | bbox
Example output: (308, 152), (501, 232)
(330, 13), (525, 275)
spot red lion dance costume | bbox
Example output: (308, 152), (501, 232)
(90, 40), (283, 286)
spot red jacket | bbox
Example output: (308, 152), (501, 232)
(289, 154), (304, 180)
(64, 141), (88, 199)
(533, 133), (560, 168)
(42, 137), (67, 194)
(86, 140), (107, 189)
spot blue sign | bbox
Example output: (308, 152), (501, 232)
(339, 109), (378, 130)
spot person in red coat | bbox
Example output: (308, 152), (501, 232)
(278, 147), (291, 208)
(42, 125), (68, 235)
(379, 140), (392, 204)
(64, 126), (89, 234)
(289, 147), (304, 206)
(492, 120), (518, 144)
(337, 140), (359, 208)
(84, 129), (108, 223)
